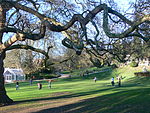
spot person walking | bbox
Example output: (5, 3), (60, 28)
(48, 80), (52, 89)
(16, 82), (19, 90)
(29, 78), (33, 86)
(37, 83), (42, 90)
(93, 77), (97, 83)
(117, 76), (121, 87)
(111, 77), (115, 86)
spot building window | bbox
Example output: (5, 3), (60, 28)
(12, 75), (14, 80)
(7, 76), (9, 80)
(9, 76), (11, 80)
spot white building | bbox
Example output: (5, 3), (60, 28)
(4, 68), (25, 83)
(126, 55), (150, 66)
(138, 57), (150, 66)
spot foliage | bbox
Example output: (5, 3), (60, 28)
(111, 64), (118, 68)
(130, 61), (138, 67)
(29, 72), (59, 79)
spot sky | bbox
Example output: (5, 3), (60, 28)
(114, 0), (135, 7)
(114, 0), (136, 12)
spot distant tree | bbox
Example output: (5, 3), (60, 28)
(129, 0), (150, 60)
(61, 49), (92, 70)
(4, 49), (21, 68)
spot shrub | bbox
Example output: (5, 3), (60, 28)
(111, 64), (118, 68)
(42, 74), (58, 79)
(130, 61), (138, 67)
(40, 68), (53, 73)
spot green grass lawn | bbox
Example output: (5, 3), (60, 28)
(2, 66), (150, 113)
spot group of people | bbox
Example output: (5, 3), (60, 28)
(15, 78), (54, 90)
(111, 75), (122, 87)
(93, 76), (122, 87)
(16, 75), (122, 90)
(37, 79), (54, 90)
(93, 75), (122, 87)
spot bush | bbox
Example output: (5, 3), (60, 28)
(27, 72), (59, 80)
(111, 64), (118, 68)
(42, 74), (58, 79)
(130, 61), (138, 67)
(40, 68), (53, 73)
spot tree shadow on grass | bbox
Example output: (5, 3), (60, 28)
(16, 87), (114, 104)
(13, 81), (140, 105)
(31, 88), (150, 113)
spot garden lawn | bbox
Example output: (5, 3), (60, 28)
(1, 66), (150, 113)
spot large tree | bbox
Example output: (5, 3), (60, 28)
(131, 0), (150, 59)
(0, 0), (149, 105)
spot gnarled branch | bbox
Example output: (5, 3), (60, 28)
(6, 44), (50, 59)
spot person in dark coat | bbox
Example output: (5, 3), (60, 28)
(37, 83), (42, 90)
(16, 82), (19, 90)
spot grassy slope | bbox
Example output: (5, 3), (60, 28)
(1, 66), (150, 113)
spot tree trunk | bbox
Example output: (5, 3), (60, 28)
(0, 4), (13, 106)
(0, 52), (13, 106)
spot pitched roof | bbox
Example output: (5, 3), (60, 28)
(4, 68), (25, 76)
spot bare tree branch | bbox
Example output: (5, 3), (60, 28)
(1, 2), (148, 54)
(6, 44), (50, 58)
